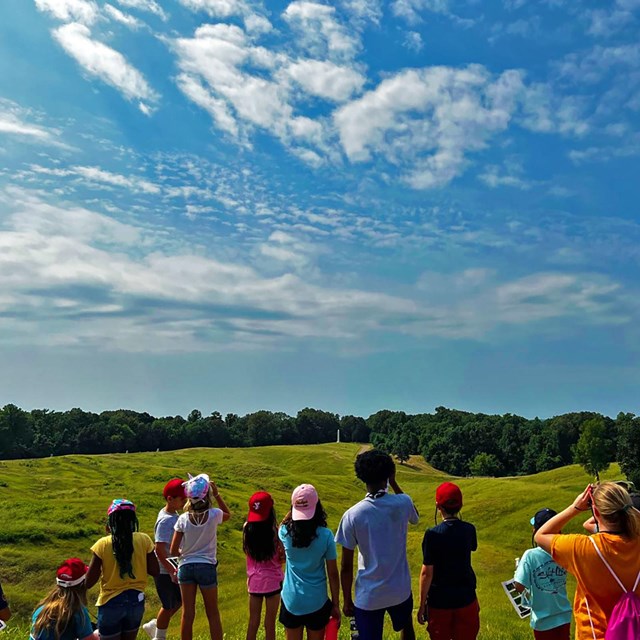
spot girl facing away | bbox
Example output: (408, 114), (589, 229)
(279, 484), (341, 640)
(169, 473), (231, 640)
(513, 508), (572, 640)
(243, 491), (285, 640)
(535, 482), (640, 640)
(85, 500), (159, 640)
(31, 557), (98, 640)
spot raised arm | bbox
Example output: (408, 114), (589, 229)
(210, 481), (231, 521)
(535, 486), (591, 553)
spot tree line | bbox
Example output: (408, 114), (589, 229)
(0, 404), (638, 487)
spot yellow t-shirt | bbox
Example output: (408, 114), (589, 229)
(91, 532), (154, 606)
(551, 533), (640, 640)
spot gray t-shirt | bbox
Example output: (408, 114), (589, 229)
(155, 508), (179, 575)
(335, 492), (419, 611)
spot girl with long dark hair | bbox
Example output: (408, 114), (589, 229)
(278, 484), (340, 640)
(243, 491), (284, 640)
(85, 500), (159, 640)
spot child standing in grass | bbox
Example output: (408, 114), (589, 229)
(0, 577), (10, 624)
(243, 491), (284, 640)
(170, 474), (231, 640)
(86, 499), (159, 640)
(279, 484), (341, 640)
(514, 509), (572, 640)
(143, 479), (188, 640)
(31, 557), (97, 640)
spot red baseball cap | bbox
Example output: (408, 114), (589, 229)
(247, 491), (274, 523)
(436, 482), (463, 512)
(56, 558), (88, 588)
(163, 478), (186, 499)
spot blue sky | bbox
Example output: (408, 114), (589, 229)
(0, 0), (639, 419)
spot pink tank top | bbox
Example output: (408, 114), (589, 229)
(246, 551), (284, 595)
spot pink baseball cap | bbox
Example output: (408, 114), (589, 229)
(291, 484), (318, 521)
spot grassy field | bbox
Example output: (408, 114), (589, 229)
(0, 444), (620, 639)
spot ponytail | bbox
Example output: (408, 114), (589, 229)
(593, 482), (640, 539)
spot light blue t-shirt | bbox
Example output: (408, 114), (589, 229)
(31, 605), (93, 640)
(279, 524), (337, 616)
(514, 547), (572, 631)
(335, 492), (419, 610)
(155, 508), (179, 575)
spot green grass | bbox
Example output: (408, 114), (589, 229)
(0, 445), (619, 639)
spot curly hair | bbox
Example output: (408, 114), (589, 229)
(355, 449), (395, 485)
(282, 501), (327, 548)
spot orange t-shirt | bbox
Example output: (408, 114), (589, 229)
(551, 533), (640, 640)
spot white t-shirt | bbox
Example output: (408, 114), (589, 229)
(174, 508), (224, 566)
(335, 492), (419, 610)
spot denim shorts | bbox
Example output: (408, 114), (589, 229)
(97, 589), (145, 639)
(177, 562), (218, 589)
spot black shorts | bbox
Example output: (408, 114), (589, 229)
(154, 574), (182, 610)
(249, 587), (282, 598)
(279, 598), (332, 630)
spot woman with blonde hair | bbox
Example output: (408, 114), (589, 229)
(535, 482), (640, 640)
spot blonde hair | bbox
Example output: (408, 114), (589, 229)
(33, 584), (87, 640)
(186, 483), (214, 513)
(593, 482), (640, 539)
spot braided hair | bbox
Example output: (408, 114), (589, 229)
(108, 509), (139, 579)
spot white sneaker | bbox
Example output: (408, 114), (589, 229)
(142, 619), (157, 640)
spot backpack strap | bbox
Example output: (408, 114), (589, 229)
(584, 596), (598, 640)
(588, 536), (628, 593)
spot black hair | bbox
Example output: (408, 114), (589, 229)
(243, 508), (278, 562)
(282, 501), (327, 548)
(355, 449), (395, 486)
(108, 509), (139, 579)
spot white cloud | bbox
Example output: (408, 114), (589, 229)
(104, 4), (143, 28)
(0, 101), (65, 146)
(53, 22), (159, 113)
(283, 1), (360, 61)
(334, 65), (525, 188)
(178, 0), (250, 18)
(403, 31), (424, 52)
(479, 164), (532, 190)
(34, 0), (99, 25)
(116, 0), (167, 19)
(30, 164), (161, 194)
(172, 23), (332, 158)
(555, 44), (640, 84)
(392, 0), (449, 24)
(340, 0), (382, 25)
(286, 59), (365, 102)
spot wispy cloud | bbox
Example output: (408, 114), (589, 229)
(116, 0), (167, 20)
(34, 0), (99, 25)
(104, 4), (144, 29)
(0, 100), (65, 145)
(52, 22), (159, 113)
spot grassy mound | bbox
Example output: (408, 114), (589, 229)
(0, 444), (617, 639)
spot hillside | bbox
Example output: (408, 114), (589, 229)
(0, 444), (619, 639)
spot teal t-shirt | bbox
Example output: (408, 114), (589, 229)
(279, 524), (337, 616)
(31, 605), (93, 640)
(514, 547), (572, 631)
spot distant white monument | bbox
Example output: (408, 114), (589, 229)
(337, 429), (340, 443)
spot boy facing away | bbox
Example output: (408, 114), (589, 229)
(143, 479), (187, 640)
(335, 449), (419, 640)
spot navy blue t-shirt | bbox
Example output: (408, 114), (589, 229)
(422, 519), (477, 609)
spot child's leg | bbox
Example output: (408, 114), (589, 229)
(179, 584), (198, 640)
(201, 586), (223, 640)
(285, 627), (304, 640)
(306, 627), (325, 640)
(246, 594), (263, 640)
(263, 594), (281, 640)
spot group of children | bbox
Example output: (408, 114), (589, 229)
(2, 450), (638, 640)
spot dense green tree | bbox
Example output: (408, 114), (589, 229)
(469, 452), (503, 477)
(573, 417), (613, 481)
(617, 412), (640, 487)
